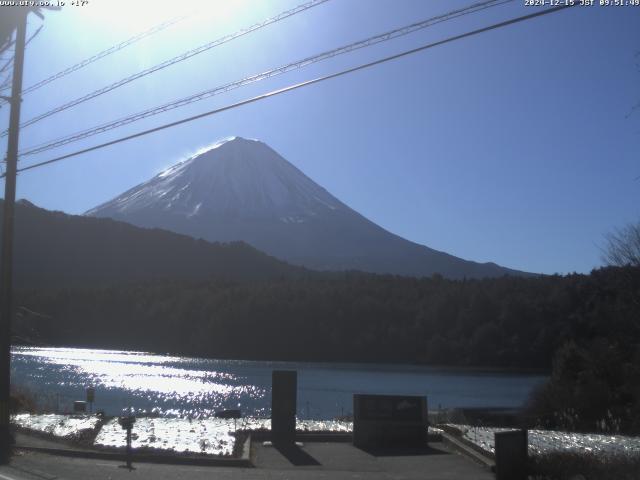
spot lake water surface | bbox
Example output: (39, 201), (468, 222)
(11, 347), (547, 419)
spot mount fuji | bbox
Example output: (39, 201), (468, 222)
(86, 137), (528, 279)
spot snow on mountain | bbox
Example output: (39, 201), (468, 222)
(88, 136), (340, 221)
(86, 136), (530, 279)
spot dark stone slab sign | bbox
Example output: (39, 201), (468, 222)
(353, 394), (428, 449)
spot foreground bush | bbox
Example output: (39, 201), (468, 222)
(529, 451), (640, 480)
(525, 340), (640, 435)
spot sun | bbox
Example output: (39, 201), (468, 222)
(78, 0), (250, 35)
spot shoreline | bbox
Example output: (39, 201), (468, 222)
(11, 344), (550, 376)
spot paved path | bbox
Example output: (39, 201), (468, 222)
(13, 433), (95, 452)
(253, 441), (494, 479)
(0, 441), (494, 480)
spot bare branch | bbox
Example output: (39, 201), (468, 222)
(602, 222), (640, 267)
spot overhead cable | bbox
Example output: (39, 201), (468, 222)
(8, 3), (576, 178)
(0, 15), (186, 98)
(2, 0), (331, 135)
(19, 0), (511, 157)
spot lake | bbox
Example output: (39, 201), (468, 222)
(11, 346), (547, 419)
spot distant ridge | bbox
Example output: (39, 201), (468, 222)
(87, 137), (533, 279)
(1, 199), (301, 289)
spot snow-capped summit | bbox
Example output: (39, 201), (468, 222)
(88, 137), (340, 222)
(87, 137), (529, 279)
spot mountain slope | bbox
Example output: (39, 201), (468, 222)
(2, 199), (301, 289)
(87, 137), (531, 279)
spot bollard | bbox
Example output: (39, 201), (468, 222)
(495, 429), (528, 480)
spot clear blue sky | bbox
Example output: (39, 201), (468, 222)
(0, 0), (638, 275)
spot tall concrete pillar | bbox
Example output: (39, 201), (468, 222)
(271, 370), (297, 444)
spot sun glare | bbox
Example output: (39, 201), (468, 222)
(79, 0), (252, 34)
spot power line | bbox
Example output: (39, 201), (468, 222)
(0, 15), (186, 99)
(24, 24), (43, 49)
(1, 0), (330, 136)
(19, 0), (512, 158)
(0, 49), (15, 75)
(0, 40), (15, 59)
(0, 72), (11, 91)
(7, 3), (576, 179)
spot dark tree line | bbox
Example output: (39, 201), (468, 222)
(14, 266), (639, 372)
(0, 200), (303, 289)
(11, 257), (640, 434)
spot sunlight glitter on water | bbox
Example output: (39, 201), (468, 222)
(18, 347), (237, 395)
(11, 346), (546, 419)
(13, 347), (267, 417)
(16, 347), (185, 365)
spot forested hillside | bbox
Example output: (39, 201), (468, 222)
(14, 266), (639, 370)
(0, 199), (303, 288)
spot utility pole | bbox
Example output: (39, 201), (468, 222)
(0, 8), (28, 463)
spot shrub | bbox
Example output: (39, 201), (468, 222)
(529, 451), (640, 480)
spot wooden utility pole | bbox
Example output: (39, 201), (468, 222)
(0, 8), (28, 463)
